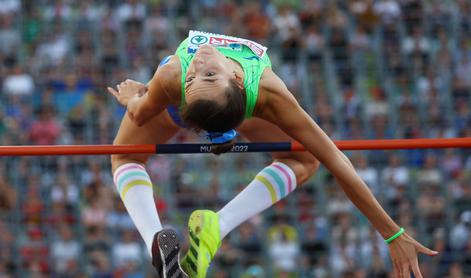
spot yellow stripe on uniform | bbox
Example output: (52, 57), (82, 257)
(255, 175), (277, 203)
(121, 179), (153, 199)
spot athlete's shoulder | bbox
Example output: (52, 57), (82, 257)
(155, 55), (181, 78)
(155, 55), (181, 87)
(259, 68), (288, 95)
(252, 68), (290, 117)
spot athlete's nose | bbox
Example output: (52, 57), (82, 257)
(194, 56), (204, 64)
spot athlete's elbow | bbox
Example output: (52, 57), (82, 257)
(127, 111), (146, 126)
(133, 114), (147, 127)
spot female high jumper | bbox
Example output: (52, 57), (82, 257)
(108, 30), (437, 278)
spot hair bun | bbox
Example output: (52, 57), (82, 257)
(211, 140), (235, 155)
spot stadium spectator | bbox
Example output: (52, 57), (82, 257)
(0, 179), (16, 213)
(453, 177), (471, 216)
(0, 0), (20, 15)
(33, 24), (70, 67)
(236, 222), (263, 264)
(381, 153), (410, 195)
(417, 153), (444, 185)
(267, 220), (300, 275)
(112, 230), (144, 268)
(0, 220), (15, 275)
(373, 0), (401, 23)
(0, 15), (20, 57)
(84, 225), (111, 256)
(115, 0), (147, 24)
(273, 2), (302, 63)
(2, 64), (34, 98)
(42, 0), (72, 22)
(19, 226), (49, 274)
(29, 105), (61, 145)
(81, 197), (108, 228)
(51, 173), (79, 206)
(107, 196), (135, 231)
(352, 153), (380, 195)
(51, 224), (81, 275)
(349, 0), (378, 32)
(241, 2), (271, 43)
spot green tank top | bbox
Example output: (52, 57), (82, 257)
(175, 32), (272, 118)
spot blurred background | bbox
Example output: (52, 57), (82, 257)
(0, 0), (470, 277)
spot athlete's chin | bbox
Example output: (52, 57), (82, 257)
(196, 50), (213, 58)
(195, 52), (212, 59)
(196, 45), (216, 55)
(199, 44), (215, 50)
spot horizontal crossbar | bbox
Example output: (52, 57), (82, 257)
(0, 138), (469, 156)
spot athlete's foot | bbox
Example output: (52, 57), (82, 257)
(152, 228), (189, 278)
(181, 210), (222, 278)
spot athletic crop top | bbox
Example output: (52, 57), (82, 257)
(175, 30), (272, 118)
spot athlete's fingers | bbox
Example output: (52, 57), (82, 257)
(392, 263), (399, 278)
(401, 264), (409, 278)
(416, 243), (439, 256)
(393, 261), (409, 278)
(393, 261), (401, 278)
(411, 257), (423, 278)
(107, 87), (119, 98)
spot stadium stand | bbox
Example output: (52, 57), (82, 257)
(0, 0), (470, 277)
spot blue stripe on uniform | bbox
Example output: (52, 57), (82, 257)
(167, 105), (186, 128)
(159, 55), (172, 67)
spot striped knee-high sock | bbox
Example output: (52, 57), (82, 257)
(113, 163), (163, 255)
(217, 162), (297, 239)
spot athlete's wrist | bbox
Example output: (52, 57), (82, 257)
(126, 94), (141, 107)
(377, 221), (402, 241)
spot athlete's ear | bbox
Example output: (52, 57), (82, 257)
(233, 71), (244, 90)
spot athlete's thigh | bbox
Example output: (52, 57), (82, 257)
(113, 110), (180, 164)
(237, 117), (316, 162)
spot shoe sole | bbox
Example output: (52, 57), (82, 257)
(153, 229), (189, 278)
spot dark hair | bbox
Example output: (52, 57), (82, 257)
(181, 79), (246, 155)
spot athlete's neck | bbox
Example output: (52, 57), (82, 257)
(227, 57), (245, 85)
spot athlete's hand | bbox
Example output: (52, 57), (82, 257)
(388, 232), (438, 277)
(107, 79), (147, 107)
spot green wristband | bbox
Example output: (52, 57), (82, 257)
(385, 227), (405, 244)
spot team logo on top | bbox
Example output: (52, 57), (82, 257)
(190, 35), (208, 45)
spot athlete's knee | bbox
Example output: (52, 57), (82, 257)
(111, 154), (147, 173)
(111, 154), (123, 172)
(276, 156), (319, 184)
(304, 157), (321, 176)
(302, 157), (320, 181)
(111, 154), (127, 173)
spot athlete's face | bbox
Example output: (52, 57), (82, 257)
(185, 45), (236, 104)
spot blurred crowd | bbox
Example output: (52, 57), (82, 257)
(0, 0), (470, 277)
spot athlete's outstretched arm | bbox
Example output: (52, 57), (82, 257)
(258, 70), (438, 278)
(107, 65), (173, 126)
